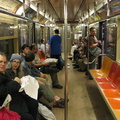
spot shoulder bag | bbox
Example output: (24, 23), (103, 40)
(89, 47), (101, 57)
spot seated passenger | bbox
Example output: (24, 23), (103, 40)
(76, 42), (87, 72)
(20, 44), (31, 61)
(0, 94), (21, 120)
(20, 44), (48, 83)
(72, 41), (85, 68)
(0, 52), (38, 120)
(40, 39), (50, 58)
(73, 41), (84, 63)
(70, 41), (77, 61)
(30, 44), (63, 89)
(6, 54), (65, 108)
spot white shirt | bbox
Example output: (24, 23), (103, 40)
(40, 43), (49, 54)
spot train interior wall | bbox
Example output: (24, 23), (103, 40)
(116, 15), (120, 63)
(0, 12), (120, 63)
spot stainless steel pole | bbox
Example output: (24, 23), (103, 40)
(45, 26), (47, 59)
(107, 0), (110, 16)
(23, 0), (25, 17)
(37, 3), (40, 21)
(87, 8), (90, 73)
(64, 0), (68, 120)
(93, 1), (96, 21)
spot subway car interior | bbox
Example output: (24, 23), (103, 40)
(0, 0), (120, 120)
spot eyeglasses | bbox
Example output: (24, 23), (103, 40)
(12, 61), (20, 64)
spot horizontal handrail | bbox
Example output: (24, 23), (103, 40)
(84, 54), (106, 65)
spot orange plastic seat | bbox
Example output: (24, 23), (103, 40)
(102, 66), (120, 98)
(108, 98), (120, 109)
(99, 83), (117, 89)
(103, 89), (120, 98)
(90, 56), (113, 78)
(96, 77), (111, 82)
(96, 62), (118, 82)
(98, 65), (120, 89)
(37, 50), (45, 61)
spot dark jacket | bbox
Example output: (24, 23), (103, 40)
(5, 68), (18, 80)
(0, 72), (29, 114)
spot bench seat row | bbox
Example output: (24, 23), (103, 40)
(89, 56), (120, 120)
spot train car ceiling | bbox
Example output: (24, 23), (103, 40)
(0, 0), (120, 26)
(0, 0), (22, 13)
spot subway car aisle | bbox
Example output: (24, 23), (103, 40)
(52, 60), (114, 120)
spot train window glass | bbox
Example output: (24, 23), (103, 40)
(35, 23), (41, 44)
(0, 39), (14, 60)
(99, 21), (107, 54)
(18, 19), (29, 50)
(28, 22), (34, 45)
(106, 18), (117, 60)
(47, 27), (50, 41)
(0, 23), (14, 37)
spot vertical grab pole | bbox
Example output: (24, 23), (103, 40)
(44, 13), (47, 59)
(45, 26), (47, 59)
(93, 1), (97, 21)
(107, 0), (110, 17)
(87, 8), (90, 73)
(23, 0), (25, 17)
(64, 0), (68, 120)
(37, 3), (40, 21)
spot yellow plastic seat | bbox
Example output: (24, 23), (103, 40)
(90, 56), (113, 78)
(114, 110), (120, 120)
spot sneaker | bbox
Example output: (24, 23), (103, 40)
(68, 66), (70, 69)
(67, 63), (70, 66)
(77, 69), (86, 72)
(53, 103), (65, 108)
(53, 84), (63, 89)
(89, 75), (93, 80)
(58, 98), (69, 105)
(73, 66), (79, 69)
(72, 64), (76, 66)
(53, 98), (69, 108)
(68, 57), (72, 60)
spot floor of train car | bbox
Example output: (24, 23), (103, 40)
(52, 59), (114, 120)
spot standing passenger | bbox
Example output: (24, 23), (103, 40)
(48, 29), (63, 70)
(87, 27), (101, 79)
